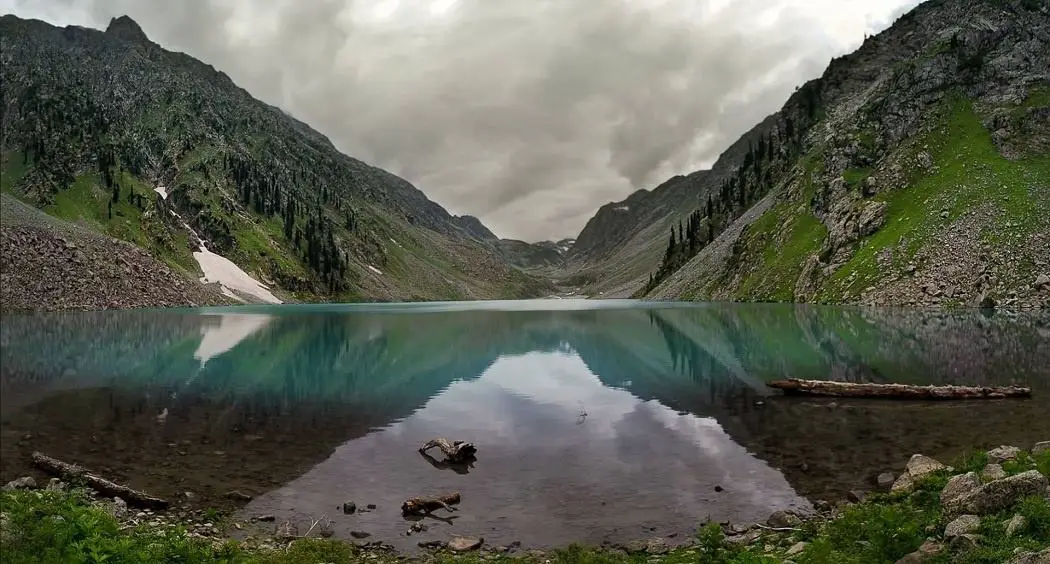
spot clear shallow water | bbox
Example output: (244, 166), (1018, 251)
(2, 300), (1049, 550)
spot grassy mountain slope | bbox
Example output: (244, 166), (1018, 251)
(570, 0), (1050, 307)
(0, 15), (551, 308)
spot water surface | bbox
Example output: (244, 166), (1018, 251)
(2, 300), (1048, 550)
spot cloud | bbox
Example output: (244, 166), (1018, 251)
(1, 0), (921, 241)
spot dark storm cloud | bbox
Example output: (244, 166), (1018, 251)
(1, 0), (921, 240)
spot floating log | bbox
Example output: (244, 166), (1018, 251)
(30, 451), (169, 510)
(419, 437), (477, 463)
(401, 492), (461, 515)
(767, 379), (1031, 400)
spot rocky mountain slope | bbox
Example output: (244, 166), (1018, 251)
(0, 15), (551, 310)
(565, 0), (1050, 308)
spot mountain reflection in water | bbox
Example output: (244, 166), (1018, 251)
(2, 301), (1048, 550)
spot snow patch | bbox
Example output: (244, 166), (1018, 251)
(154, 185), (168, 200)
(367, 265), (383, 275)
(193, 313), (273, 365)
(194, 245), (283, 304)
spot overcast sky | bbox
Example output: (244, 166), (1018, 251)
(3, 0), (921, 241)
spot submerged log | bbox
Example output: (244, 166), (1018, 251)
(419, 438), (477, 463)
(30, 451), (169, 510)
(767, 379), (1031, 400)
(401, 492), (462, 515)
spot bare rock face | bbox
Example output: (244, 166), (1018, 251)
(944, 470), (1049, 518)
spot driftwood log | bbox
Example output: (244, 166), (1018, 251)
(401, 492), (461, 515)
(767, 379), (1032, 400)
(419, 438), (477, 463)
(30, 451), (169, 509)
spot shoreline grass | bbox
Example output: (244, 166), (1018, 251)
(2, 448), (1048, 563)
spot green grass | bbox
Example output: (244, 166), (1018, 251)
(0, 153), (32, 195)
(43, 171), (200, 274)
(3, 450), (1049, 564)
(820, 92), (1050, 301)
(842, 167), (872, 191)
(735, 204), (829, 302)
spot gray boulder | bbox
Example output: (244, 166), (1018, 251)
(987, 445), (1022, 463)
(944, 514), (980, 538)
(940, 472), (980, 505)
(981, 463), (1007, 482)
(944, 470), (1048, 517)
(906, 454), (945, 479)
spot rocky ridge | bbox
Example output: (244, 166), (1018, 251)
(566, 0), (1050, 308)
(0, 14), (549, 310)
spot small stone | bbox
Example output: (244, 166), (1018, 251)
(767, 510), (802, 528)
(1034, 273), (1050, 288)
(813, 500), (832, 512)
(948, 534), (981, 551)
(714, 485), (724, 492)
(3, 477), (36, 490)
(1005, 514), (1027, 537)
(906, 454), (945, 479)
(847, 490), (867, 503)
(350, 530), (371, 539)
(982, 464), (1008, 482)
(987, 445), (1022, 463)
(892, 473), (916, 493)
(46, 478), (64, 491)
(418, 540), (445, 549)
(366, 504), (377, 510)
(945, 514), (980, 537)
(342, 501), (357, 515)
(1031, 441), (1049, 455)
(725, 530), (762, 546)
(225, 490), (252, 502)
(895, 540), (942, 563)
(786, 541), (808, 556)
(408, 522), (427, 534)
(448, 536), (484, 552)
(256, 514), (276, 522)
(941, 472), (980, 505)
(877, 472), (896, 490)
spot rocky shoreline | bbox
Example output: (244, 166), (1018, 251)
(3, 441), (1049, 563)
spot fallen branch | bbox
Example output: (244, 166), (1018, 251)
(753, 523), (801, 532)
(419, 438), (477, 463)
(767, 379), (1031, 400)
(30, 451), (168, 510)
(401, 492), (461, 516)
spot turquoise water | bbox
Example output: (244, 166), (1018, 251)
(2, 300), (1048, 550)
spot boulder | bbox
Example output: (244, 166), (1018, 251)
(987, 445), (1022, 463)
(1005, 514), (1027, 537)
(786, 541), (808, 556)
(906, 454), (945, 480)
(447, 536), (484, 552)
(944, 514), (980, 538)
(892, 472), (916, 493)
(767, 510), (802, 528)
(877, 472), (896, 490)
(1032, 441), (1050, 455)
(981, 464), (1007, 482)
(894, 540), (942, 563)
(944, 470), (1048, 517)
(2, 477), (36, 490)
(940, 472), (980, 505)
(1006, 548), (1050, 564)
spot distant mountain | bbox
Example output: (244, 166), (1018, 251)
(0, 14), (551, 310)
(564, 0), (1050, 309)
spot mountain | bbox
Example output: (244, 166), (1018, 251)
(0, 14), (551, 311)
(565, 0), (1050, 309)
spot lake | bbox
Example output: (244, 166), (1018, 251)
(2, 300), (1049, 551)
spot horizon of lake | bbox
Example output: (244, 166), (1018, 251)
(2, 300), (1048, 551)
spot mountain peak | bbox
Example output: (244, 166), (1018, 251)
(105, 15), (149, 43)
